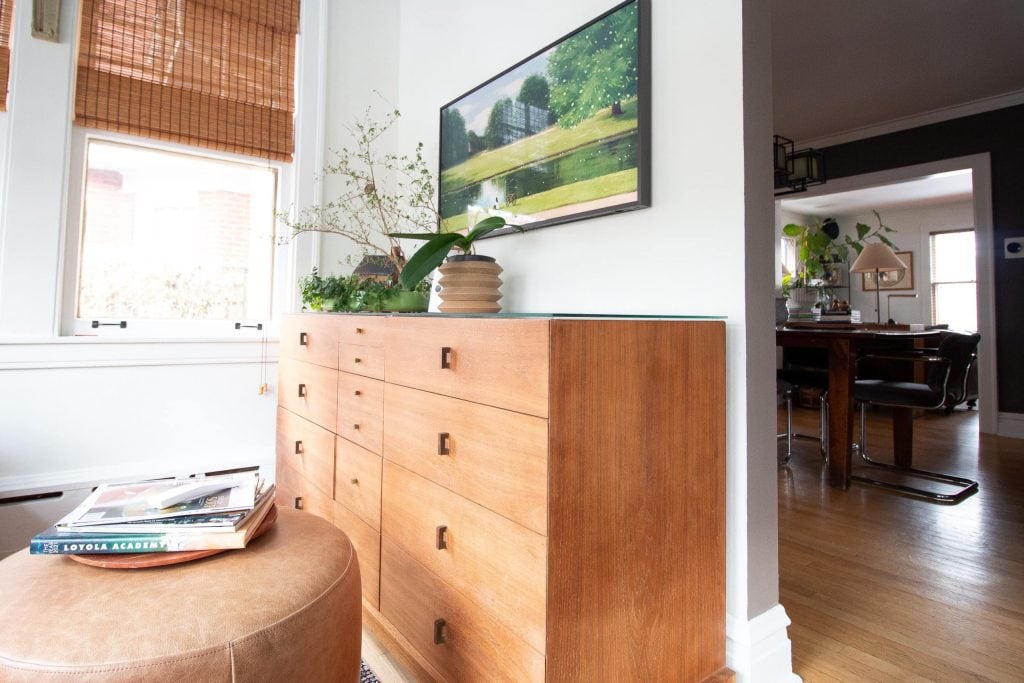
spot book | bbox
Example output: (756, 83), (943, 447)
(30, 492), (276, 555)
(56, 472), (260, 528)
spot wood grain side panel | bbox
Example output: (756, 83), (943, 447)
(333, 502), (382, 609)
(381, 461), (547, 654)
(384, 317), (550, 417)
(275, 407), (335, 499)
(337, 373), (384, 454)
(280, 314), (340, 368)
(335, 438), (383, 531)
(275, 459), (333, 522)
(383, 383), (548, 535)
(278, 358), (339, 433)
(546, 320), (727, 681)
(380, 539), (545, 682)
(340, 343), (385, 380)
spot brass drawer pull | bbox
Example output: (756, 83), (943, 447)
(355, 327), (364, 334)
(299, 331), (308, 346)
(294, 496), (303, 510)
(294, 440), (303, 455)
(350, 478), (359, 485)
(353, 423), (360, 430)
(440, 346), (453, 369)
(354, 357), (362, 364)
(433, 618), (447, 645)
(437, 432), (451, 456)
(297, 383), (307, 398)
(435, 525), (448, 550)
(354, 390), (361, 396)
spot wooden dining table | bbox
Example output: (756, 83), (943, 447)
(776, 323), (942, 489)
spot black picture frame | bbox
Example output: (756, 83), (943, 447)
(437, 0), (651, 237)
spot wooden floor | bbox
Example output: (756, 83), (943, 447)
(779, 405), (1024, 682)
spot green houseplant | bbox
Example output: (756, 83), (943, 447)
(783, 211), (897, 290)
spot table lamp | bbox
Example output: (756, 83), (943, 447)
(850, 243), (907, 323)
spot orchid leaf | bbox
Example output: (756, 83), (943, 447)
(397, 232), (463, 290)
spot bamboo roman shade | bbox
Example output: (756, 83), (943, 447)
(75, 0), (299, 161)
(0, 0), (12, 111)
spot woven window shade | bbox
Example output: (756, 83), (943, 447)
(0, 0), (12, 112)
(76, 0), (299, 161)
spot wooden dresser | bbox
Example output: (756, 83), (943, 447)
(276, 313), (727, 681)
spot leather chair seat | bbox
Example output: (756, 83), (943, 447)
(0, 507), (361, 682)
(855, 378), (943, 408)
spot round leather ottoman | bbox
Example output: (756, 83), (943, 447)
(0, 508), (361, 682)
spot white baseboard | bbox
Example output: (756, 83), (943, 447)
(997, 412), (1024, 439)
(727, 604), (802, 683)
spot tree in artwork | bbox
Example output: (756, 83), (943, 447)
(547, 1), (638, 127)
(440, 109), (470, 168)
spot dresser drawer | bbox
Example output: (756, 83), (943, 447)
(384, 384), (547, 535)
(382, 462), (547, 654)
(339, 343), (384, 380)
(275, 460), (333, 522)
(338, 315), (387, 347)
(335, 438), (382, 531)
(275, 408), (335, 499)
(337, 373), (384, 454)
(280, 314), (340, 369)
(334, 503), (382, 609)
(385, 318), (550, 417)
(278, 359), (338, 432)
(380, 539), (544, 682)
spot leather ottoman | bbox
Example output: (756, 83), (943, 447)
(0, 507), (361, 682)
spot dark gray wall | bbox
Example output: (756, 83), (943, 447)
(822, 105), (1024, 413)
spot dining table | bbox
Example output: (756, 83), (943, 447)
(776, 323), (942, 489)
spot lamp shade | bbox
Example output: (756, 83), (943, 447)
(850, 242), (906, 273)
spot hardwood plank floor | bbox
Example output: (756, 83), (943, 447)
(778, 405), (1024, 682)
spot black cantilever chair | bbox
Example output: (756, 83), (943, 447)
(852, 331), (981, 503)
(777, 347), (829, 465)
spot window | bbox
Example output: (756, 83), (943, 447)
(75, 140), (277, 330)
(930, 229), (976, 331)
(781, 236), (797, 280)
(67, 0), (300, 334)
(0, 0), (11, 111)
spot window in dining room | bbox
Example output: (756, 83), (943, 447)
(930, 229), (976, 331)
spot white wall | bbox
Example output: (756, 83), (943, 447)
(383, 0), (789, 678)
(835, 201), (974, 324)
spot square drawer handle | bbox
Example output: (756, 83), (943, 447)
(294, 496), (303, 510)
(437, 432), (451, 456)
(440, 346), (453, 369)
(353, 357), (362, 364)
(433, 618), (447, 645)
(297, 383), (307, 398)
(299, 332), (308, 346)
(294, 440), (303, 455)
(435, 525), (448, 550)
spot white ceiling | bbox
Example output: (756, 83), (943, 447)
(772, 1), (1023, 213)
(772, 0), (1024, 144)
(781, 170), (973, 216)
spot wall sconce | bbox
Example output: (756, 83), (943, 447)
(774, 135), (826, 196)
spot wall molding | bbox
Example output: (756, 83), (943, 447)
(796, 90), (1024, 150)
(997, 413), (1024, 440)
(726, 604), (801, 682)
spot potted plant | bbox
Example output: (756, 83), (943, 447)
(282, 107), (440, 312)
(390, 216), (520, 313)
(782, 211), (897, 314)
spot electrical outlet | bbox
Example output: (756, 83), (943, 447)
(1006, 238), (1024, 259)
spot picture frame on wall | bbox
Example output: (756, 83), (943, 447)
(437, 0), (651, 237)
(862, 250), (914, 291)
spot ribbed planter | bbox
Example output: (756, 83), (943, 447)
(437, 255), (503, 313)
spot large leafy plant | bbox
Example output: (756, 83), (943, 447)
(783, 210), (897, 288)
(389, 216), (517, 290)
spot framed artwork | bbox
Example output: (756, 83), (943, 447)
(862, 250), (914, 291)
(437, 0), (651, 237)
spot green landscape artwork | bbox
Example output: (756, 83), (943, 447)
(438, 0), (649, 235)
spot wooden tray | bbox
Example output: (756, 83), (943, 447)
(69, 504), (278, 569)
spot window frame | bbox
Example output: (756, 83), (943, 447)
(928, 228), (977, 329)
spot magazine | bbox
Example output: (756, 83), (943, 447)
(56, 472), (260, 528)
(31, 493), (277, 555)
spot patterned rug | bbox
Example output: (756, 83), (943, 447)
(360, 660), (381, 683)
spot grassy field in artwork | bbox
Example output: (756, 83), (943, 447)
(442, 168), (637, 232)
(440, 98), (639, 192)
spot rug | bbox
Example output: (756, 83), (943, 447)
(360, 660), (381, 683)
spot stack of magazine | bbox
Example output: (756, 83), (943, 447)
(30, 471), (275, 555)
